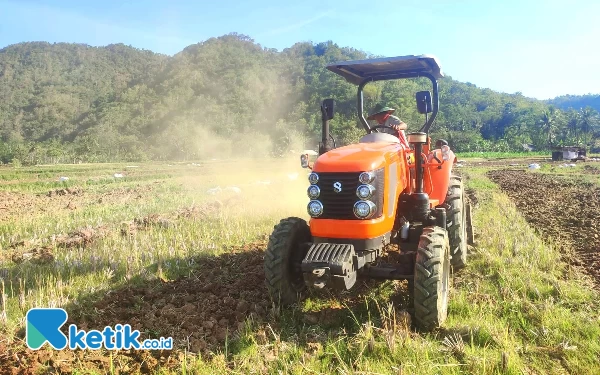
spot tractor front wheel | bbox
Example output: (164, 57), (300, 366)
(264, 217), (311, 306)
(413, 226), (451, 331)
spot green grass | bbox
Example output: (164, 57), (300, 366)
(0, 159), (599, 374)
(458, 151), (548, 159)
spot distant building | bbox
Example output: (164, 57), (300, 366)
(551, 146), (586, 161)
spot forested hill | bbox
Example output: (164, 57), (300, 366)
(1, 34), (599, 164)
(547, 94), (600, 112)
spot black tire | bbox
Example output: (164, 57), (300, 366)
(445, 175), (468, 269)
(413, 226), (450, 331)
(264, 217), (311, 306)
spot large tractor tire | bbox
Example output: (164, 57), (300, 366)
(264, 217), (311, 306)
(445, 175), (468, 269)
(413, 226), (451, 331)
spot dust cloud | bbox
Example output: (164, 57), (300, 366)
(172, 127), (314, 221)
(153, 51), (323, 220)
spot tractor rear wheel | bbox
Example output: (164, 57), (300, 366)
(445, 175), (468, 269)
(413, 226), (451, 331)
(264, 217), (311, 306)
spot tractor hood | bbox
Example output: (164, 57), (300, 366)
(312, 142), (401, 173)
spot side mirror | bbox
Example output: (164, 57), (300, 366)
(300, 154), (313, 169)
(416, 91), (432, 114)
(321, 98), (335, 120)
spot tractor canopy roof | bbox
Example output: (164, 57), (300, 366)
(326, 54), (444, 85)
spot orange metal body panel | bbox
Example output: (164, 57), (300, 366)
(310, 142), (404, 172)
(423, 149), (455, 204)
(309, 140), (455, 240)
(310, 216), (393, 239)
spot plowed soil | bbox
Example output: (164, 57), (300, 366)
(487, 169), (600, 287)
(0, 244), (268, 374)
(0, 192), (38, 222)
(0, 241), (397, 374)
(0, 185), (158, 222)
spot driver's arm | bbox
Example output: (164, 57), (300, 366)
(395, 121), (407, 131)
(387, 116), (407, 131)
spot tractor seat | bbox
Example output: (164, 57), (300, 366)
(359, 133), (400, 144)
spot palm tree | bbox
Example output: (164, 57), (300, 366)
(566, 110), (579, 144)
(539, 107), (560, 149)
(578, 107), (599, 146)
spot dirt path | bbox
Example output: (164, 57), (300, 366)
(487, 169), (600, 287)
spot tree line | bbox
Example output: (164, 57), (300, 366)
(0, 34), (598, 164)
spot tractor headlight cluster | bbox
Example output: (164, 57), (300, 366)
(354, 170), (378, 219)
(359, 171), (375, 184)
(307, 173), (323, 217)
(356, 184), (375, 199)
(307, 200), (323, 217)
(354, 201), (376, 219)
(307, 185), (320, 199)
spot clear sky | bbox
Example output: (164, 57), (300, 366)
(1, 0), (598, 100)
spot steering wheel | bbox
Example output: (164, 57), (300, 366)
(369, 124), (399, 135)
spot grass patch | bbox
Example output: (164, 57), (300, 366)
(459, 151), (548, 159)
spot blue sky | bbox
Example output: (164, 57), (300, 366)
(1, 0), (598, 100)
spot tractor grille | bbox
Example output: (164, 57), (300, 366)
(315, 169), (384, 220)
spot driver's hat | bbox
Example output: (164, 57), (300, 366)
(367, 103), (396, 120)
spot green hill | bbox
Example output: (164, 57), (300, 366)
(1, 34), (598, 163)
(547, 94), (600, 112)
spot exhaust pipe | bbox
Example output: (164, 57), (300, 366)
(408, 132), (430, 222)
(319, 99), (335, 155)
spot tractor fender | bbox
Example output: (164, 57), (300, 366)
(424, 149), (455, 204)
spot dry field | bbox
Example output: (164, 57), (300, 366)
(0, 156), (599, 374)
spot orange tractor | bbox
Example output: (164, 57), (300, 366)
(264, 55), (474, 331)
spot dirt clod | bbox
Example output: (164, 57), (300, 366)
(54, 225), (108, 249)
(176, 202), (223, 220)
(133, 214), (173, 229)
(11, 246), (54, 265)
(47, 187), (83, 197)
(236, 300), (249, 313)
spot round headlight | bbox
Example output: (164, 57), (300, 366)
(307, 185), (320, 199)
(308, 172), (319, 185)
(354, 201), (376, 219)
(356, 184), (375, 199)
(359, 171), (375, 184)
(307, 200), (323, 217)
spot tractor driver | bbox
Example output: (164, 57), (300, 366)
(367, 104), (410, 149)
